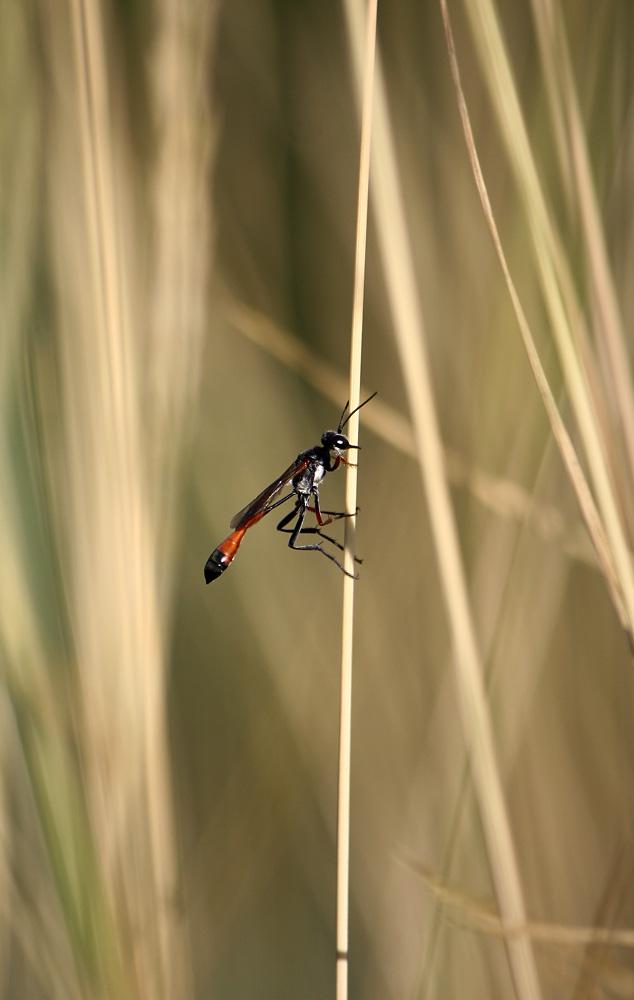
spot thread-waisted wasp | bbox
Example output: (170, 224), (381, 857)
(204, 392), (376, 583)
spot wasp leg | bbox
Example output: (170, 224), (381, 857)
(277, 522), (363, 564)
(277, 500), (359, 579)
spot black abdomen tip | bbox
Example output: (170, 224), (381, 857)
(204, 550), (228, 584)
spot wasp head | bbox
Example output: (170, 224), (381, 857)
(321, 430), (357, 454)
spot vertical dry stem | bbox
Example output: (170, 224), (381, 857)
(336, 1), (378, 998)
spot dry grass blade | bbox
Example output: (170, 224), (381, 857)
(529, 0), (634, 494)
(6, 0), (214, 994)
(344, 2), (542, 998)
(458, 0), (634, 646)
(402, 856), (634, 949)
(337, 2), (378, 998)
(440, 0), (631, 645)
(0, 5), (122, 993)
(61, 3), (180, 993)
(148, 0), (215, 536)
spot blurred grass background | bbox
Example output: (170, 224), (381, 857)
(2, 0), (634, 998)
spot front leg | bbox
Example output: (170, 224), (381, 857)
(325, 454), (358, 473)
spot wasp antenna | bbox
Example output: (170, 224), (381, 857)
(339, 391), (377, 431)
(337, 400), (350, 433)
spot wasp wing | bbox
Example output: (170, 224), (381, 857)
(229, 456), (310, 530)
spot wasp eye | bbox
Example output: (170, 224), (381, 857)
(334, 435), (348, 450)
